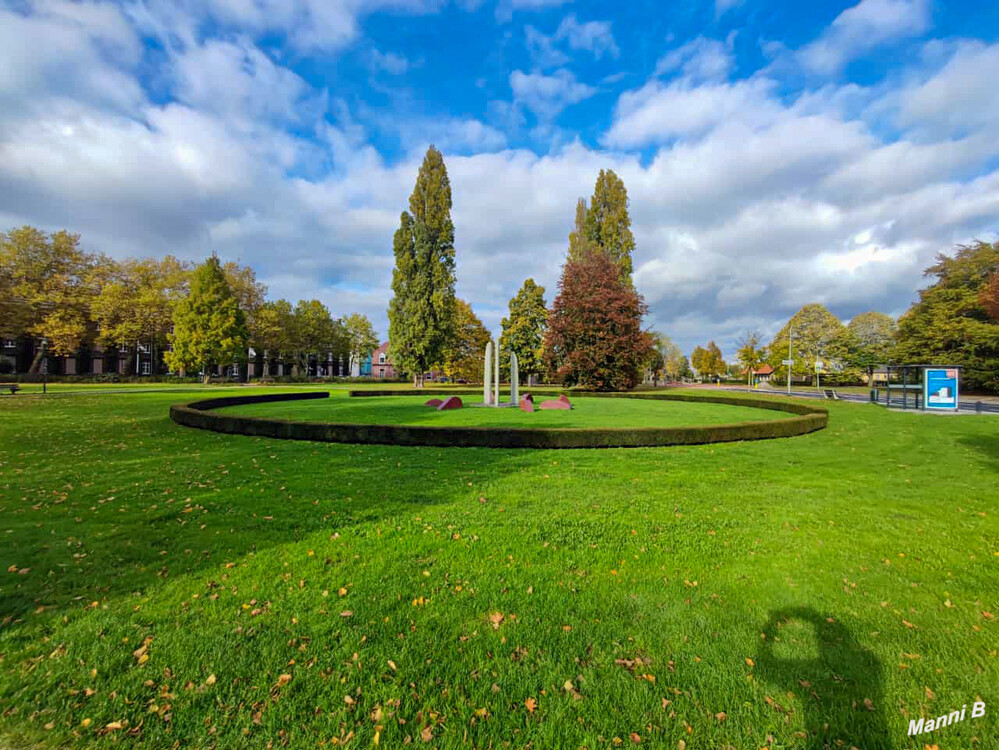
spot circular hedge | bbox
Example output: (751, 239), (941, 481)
(169, 390), (827, 449)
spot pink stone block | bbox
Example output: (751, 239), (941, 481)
(424, 398), (443, 407)
(538, 398), (571, 410)
(557, 394), (571, 405)
(519, 395), (534, 412)
(437, 396), (463, 410)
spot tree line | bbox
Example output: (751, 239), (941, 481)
(387, 147), (651, 390)
(0, 226), (379, 381)
(673, 241), (999, 392)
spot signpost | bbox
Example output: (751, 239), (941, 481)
(923, 368), (959, 411)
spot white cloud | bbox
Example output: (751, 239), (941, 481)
(654, 35), (735, 81)
(496, 0), (572, 23)
(603, 77), (780, 147)
(798, 0), (931, 74)
(896, 41), (999, 137)
(554, 14), (618, 59)
(365, 48), (411, 75)
(510, 68), (596, 121)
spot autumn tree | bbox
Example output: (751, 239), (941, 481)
(499, 278), (547, 382)
(544, 251), (650, 391)
(291, 300), (340, 375)
(342, 313), (379, 375)
(768, 304), (847, 386)
(252, 299), (295, 374)
(647, 333), (682, 385)
(92, 256), (191, 375)
(692, 342), (725, 379)
(0, 226), (99, 370)
(441, 300), (492, 382)
(894, 241), (999, 391)
(568, 170), (635, 282)
(736, 330), (767, 386)
(980, 268), (999, 322)
(388, 146), (457, 386)
(166, 255), (248, 383)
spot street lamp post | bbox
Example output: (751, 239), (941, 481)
(41, 339), (48, 395)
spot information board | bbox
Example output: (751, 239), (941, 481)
(924, 368), (959, 411)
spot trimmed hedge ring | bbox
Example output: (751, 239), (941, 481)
(169, 390), (827, 449)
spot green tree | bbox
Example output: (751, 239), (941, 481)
(0, 226), (98, 368)
(690, 345), (708, 378)
(342, 313), (380, 375)
(388, 146), (457, 386)
(165, 255), (248, 383)
(982, 269), (999, 322)
(736, 330), (767, 386)
(568, 170), (636, 282)
(92, 256), (191, 375)
(646, 333), (682, 385)
(441, 300), (492, 382)
(894, 241), (999, 391)
(499, 278), (547, 382)
(291, 299), (340, 375)
(251, 299), (295, 374)
(544, 250), (650, 391)
(768, 304), (847, 386)
(843, 312), (897, 381)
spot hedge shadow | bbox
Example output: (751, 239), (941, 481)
(170, 390), (827, 449)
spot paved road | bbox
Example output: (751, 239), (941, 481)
(715, 385), (999, 415)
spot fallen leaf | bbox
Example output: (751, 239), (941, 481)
(525, 697), (537, 713)
(630, 732), (641, 743)
(205, 674), (216, 686)
(745, 658), (755, 667)
(276, 674), (291, 687)
(863, 698), (875, 711)
(340, 610), (353, 618)
(420, 725), (433, 742)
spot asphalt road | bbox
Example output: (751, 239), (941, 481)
(722, 385), (999, 415)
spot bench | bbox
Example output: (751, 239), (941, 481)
(823, 389), (839, 400)
(3, 384), (20, 395)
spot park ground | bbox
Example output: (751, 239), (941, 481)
(0, 386), (996, 749)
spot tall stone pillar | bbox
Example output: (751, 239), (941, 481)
(510, 352), (518, 405)
(494, 340), (499, 406)
(483, 342), (493, 405)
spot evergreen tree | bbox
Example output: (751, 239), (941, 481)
(499, 278), (547, 382)
(388, 146), (457, 386)
(983, 269), (999, 322)
(166, 255), (248, 384)
(544, 251), (650, 391)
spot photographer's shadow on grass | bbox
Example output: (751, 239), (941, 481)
(757, 607), (892, 750)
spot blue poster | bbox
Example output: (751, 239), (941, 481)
(924, 368), (959, 410)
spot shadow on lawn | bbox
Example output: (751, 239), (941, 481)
(0, 404), (533, 624)
(957, 433), (999, 471)
(756, 608), (892, 750)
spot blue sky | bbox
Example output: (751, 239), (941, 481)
(1, 0), (998, 359)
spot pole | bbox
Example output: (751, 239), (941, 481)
(787, 326), (792, 396)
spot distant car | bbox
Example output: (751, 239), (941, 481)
(457, 378), (468, 384)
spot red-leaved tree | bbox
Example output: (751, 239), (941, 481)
(982, 270), (999, 321)
(544, 250), (651, 390)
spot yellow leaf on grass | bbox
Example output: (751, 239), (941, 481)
(276, 674), (291, 687)
(205, 674), (216, 686)
(525, 697), (537, 713)
(745, 658), (755, 667)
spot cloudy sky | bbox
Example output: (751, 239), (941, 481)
(1, 0), (998, 358)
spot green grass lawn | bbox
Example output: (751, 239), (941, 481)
(0, 388), (996, 749)
(220, 392), (787, 428)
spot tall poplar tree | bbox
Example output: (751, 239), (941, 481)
(165, 255), (248, 384)
(584, 169), (635, 281)
(388, 146), (457, 386)
(499, 278), (547, 382)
